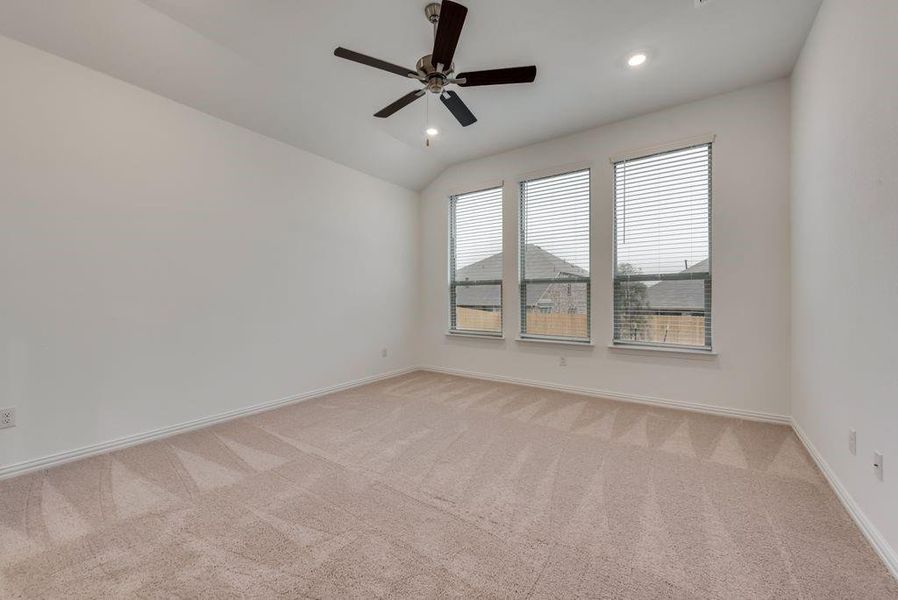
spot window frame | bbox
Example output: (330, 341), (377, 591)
(448, 185), (504, 337)
(611, 142), (713, 351)
(518, 167), (592, 344)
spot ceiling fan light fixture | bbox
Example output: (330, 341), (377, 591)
(627, 52), (648, 67)
(426, 127), (439, 136)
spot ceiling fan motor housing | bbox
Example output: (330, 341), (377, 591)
(417, 54), (454, 93)
(425, 2), (441, 23)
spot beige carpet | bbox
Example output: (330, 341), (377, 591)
(1, 372), (895, 599)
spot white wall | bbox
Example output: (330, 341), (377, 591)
(0, 36), (419, 469)
(419, 79), (792, 418)
(791, 0), (898, 562)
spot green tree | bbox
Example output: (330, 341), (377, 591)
(615, 263), (649, 340)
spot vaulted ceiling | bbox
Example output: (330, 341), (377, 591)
(0, 0), (821, 189)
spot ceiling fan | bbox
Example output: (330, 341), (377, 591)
(333, 0), (536, 128)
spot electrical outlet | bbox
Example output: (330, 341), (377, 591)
(0, 407), (15, 430)
(873, 452), (884, 481)
(559, 356), (567, 367)
(381, 348), (388, 358)
(849, 429), (857, 455)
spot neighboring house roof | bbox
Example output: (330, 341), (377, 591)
(454, 245), (709, 312)
(455, 244), (588, 308)
(643, 259), (709, 311)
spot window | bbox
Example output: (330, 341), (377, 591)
(613, 143), (711, 350)
(449, 186), (504, 335)
(520, 169), (590, 341)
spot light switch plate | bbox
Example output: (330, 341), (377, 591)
(873, 452), (884, 481)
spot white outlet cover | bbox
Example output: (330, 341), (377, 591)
(0, 407), (15, 429)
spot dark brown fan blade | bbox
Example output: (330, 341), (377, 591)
(440, 90), (477, 127)
(457, 66), (537, 87)
(334, 47), (417, 78)
(374, 90), (425, 118)
(432, 0), (467, 70)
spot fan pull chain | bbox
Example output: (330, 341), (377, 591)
(425, 93), (431, 147)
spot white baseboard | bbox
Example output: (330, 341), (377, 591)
(419, 365), (791, 424)
(0, 367), (416, 481)
(791, 419), (898, 581)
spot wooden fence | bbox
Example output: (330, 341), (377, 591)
(623, 315), (706, 346)
(524, 311), (588, 338)
(456, 307), (501, 332)
(456, 308), (588, 338)
(457, 308), (705, 346)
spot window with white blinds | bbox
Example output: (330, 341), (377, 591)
(613, 143), (711, 349)
(449, 186), (504, 335)
(520, 169), (590, 341)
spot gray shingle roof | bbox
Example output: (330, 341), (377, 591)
(643, 259), (709, 311)
(455, 244), (587, 307)
(454, 246), (708, 312)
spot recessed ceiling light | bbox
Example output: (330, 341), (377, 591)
(627, 53), (647, 67)
(426, 127), (439, 136)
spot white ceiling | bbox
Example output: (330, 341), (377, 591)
(0, 0), (821, 190)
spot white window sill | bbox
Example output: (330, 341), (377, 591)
(607, 343), (718, 358)
(516, 336), (594, 348)
(446, 331), (505, 340)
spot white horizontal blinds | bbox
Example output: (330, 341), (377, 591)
(614, 143), (712, 349)
(520, 169), (590, 341)
(450, 186), (503, 334)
